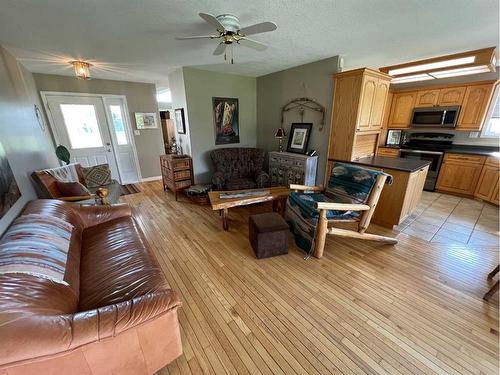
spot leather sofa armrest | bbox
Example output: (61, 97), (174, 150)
(212, 171), (226, 190)
(0, 290), (181, 368)
(255, 170), (270, 188)
(75, 203), (132, 228)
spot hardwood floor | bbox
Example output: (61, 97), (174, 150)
(121, 181), (499, 375)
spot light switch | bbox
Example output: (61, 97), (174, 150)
(134, 130), (140, 136)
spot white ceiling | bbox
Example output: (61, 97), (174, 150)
(0, 0), (498, 89)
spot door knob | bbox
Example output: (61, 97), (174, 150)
(105, 142), (111, 146)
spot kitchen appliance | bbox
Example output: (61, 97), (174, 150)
(400, 132), (454, 191)
(411, 106), (460, 128)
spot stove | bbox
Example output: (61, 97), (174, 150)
(399, 133), (454, 191)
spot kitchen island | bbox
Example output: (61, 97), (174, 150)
(328, 156), (431, 228)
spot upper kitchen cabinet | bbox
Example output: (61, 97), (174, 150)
(387, 91), (417, 128)
(357, 71), (391, 131)
(415, 89), (440, 107)
(457, 83), (495, 131)
(437, 86), (466, 106)
(327, 68), (392, 163)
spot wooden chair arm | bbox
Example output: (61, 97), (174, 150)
(315, 202), (370, 211)
(289, 184), (323, 192)
(58, 194), (96, 202)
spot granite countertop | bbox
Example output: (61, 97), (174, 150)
(334, 156), (431, 173)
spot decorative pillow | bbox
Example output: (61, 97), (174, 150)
(0, 214), (74, 285)
(56, 181), (91, 197)
(81, 164), (112, 188)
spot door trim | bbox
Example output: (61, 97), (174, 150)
(40, 91), (142, 182)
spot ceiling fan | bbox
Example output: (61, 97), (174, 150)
(176, 13), (277, 63)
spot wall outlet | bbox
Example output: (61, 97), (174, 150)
(134, 130), (140, 136)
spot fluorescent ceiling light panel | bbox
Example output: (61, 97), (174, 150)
(388, 56), (476, 76)
(391, 74), (434, 84)
(430, 65), (491, 78)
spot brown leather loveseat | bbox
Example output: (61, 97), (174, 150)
(0, 200), (182, 375)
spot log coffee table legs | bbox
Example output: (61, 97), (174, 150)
(221, 208), (229, 231)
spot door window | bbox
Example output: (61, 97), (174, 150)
(60, 104), (103, 149)
(109, 105), (128, 145)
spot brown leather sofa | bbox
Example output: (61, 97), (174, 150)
(0, 200), (182, 375)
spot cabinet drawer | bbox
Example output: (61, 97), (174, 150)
(443, 153), (486, 165)
(174, 179), (192, 189)
(377, 147), (400, 157)
(171, 159), (191, 170)
(174, 170), (191, 181)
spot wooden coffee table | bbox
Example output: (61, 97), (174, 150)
(208, 187), (290, 230)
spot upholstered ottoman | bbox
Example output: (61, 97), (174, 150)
(249, 212), (289, 259)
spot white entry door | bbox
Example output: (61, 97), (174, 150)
(102, 97), (140, 184)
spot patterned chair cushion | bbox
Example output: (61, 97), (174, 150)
(0, 214), (73, 285)
(288, 192), (361, 220)
(81, 164), (112, 188)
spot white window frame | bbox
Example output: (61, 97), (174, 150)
(481, 83), (500, 138)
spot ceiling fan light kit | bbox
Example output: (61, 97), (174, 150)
(176, 13), (277, 64)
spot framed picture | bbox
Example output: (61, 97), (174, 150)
(213, 97), (239, 145)
(174, 108), (186, 134)
(286, 123), (312, 154)
(135, 112), (158, 129)
(0, 141), (21, 219)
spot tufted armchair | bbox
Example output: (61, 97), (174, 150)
(211, 148), (269, 190)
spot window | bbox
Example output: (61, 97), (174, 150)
(109, 105), (128, 145)
(482, 85), (500, 138)
(60, 104), (103, 149)
(156, 89), (172, 103)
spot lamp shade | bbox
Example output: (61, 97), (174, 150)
(274, 127), (286, 138)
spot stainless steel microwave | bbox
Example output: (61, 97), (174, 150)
(411, 106), (460, 128)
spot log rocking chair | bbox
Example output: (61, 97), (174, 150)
(286, 161), (398, 259)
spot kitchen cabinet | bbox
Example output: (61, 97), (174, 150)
(436, 153), (486, 195)
(327, 68), (392, 165)
(437, 86), (466, 106)
(474, 156), (499, 205)
(415, 89), (440, 107)
(456, 83), (495, 131)
(387, 91), (417, 129)
(377, 147), (400, 157)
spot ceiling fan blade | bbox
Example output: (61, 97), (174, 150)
(239, 21), (277, 36)
(199, 13), (225, 31)
(213, 42), (227, 56)
(175, 35), (219, 40)
(238, 38), (268, 51)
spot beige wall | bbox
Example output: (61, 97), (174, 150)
(256, 56), (340, 184)
(0, 46), (58, 234)
(168, 68), (192, 157)
(33, 73), (164, 179)
(182, 68), (257, 184)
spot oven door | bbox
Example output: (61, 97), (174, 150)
(400, 149), (444, 191)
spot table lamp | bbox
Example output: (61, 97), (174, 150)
(274, 127), (286, 152)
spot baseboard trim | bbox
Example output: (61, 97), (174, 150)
(141, 176), (162, 182)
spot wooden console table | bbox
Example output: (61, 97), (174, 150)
(208, 187), (290, 230)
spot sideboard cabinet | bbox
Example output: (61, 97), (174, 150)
(268, 151), (318, 187)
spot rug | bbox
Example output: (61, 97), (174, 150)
(120, 184), (141, 196)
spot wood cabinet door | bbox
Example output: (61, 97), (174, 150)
(369, 79), (389, 130)
(357, 75), (377, 131)
(457, 84), (494, 131)
(438, 86), (466, 106)
(474, 165), (499, 201)
(492, 179), (499, 205)
(387, 92), (416, 128)
(415, 89), (440, 107)
(436, 162), (483, 195)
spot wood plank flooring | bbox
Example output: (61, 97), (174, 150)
(121, 181), (499, 375)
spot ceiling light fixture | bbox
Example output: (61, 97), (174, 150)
(70, 61), (92, 80)
(381, 47), (497, 84)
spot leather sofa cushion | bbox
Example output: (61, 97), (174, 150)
(79, 216), (167, 311)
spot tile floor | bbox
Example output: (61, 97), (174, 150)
(396, 191), (499, 246)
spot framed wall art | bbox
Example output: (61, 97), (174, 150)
(174, 108), (186, 134)
(286, 123), (312, 154)
(213, 97), (239, 145)
(135, 112), (158, 129)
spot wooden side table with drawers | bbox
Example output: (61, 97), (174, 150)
(160, 154), (194, 200)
